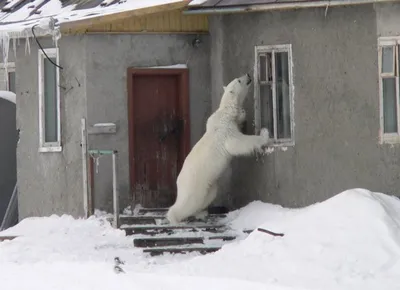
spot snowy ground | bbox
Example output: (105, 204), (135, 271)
(1, 188), (400, 290)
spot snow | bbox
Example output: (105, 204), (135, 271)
(148, 64), (188, 69)
(0, 90), (16, 104)
(0, 0), (185, 33)
(93, 122), (116, 127)
(1, 188), (400, 290)
(188, 0), (208, 5)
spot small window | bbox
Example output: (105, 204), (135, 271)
(254, 44), (294, 146)
(38, 48), (61, 152)
(378, 38), (400, 143)
(8, 71), (16, 93)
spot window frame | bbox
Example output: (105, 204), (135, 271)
(378, 37), (400, 144)
(254, 44), (295, 147)
(0, 62), (15, 92)
(38, 48), (62, 153)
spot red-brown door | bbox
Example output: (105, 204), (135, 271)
(127, 68), (190, 208)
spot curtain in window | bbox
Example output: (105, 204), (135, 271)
(383, 78), (397, 133)
(275, 52), (291, 139)
(44, 58), (58, 143)
(260, 84), (274, 138)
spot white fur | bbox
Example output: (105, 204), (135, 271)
(166, 74), (270, 224)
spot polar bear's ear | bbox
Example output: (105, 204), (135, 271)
(223, 86), (227, 91)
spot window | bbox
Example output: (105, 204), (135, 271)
(378, 38), (400, 143)
(8, 70), (16, 93)
(0, 62), (15, 93)
(38, 48), (61, 152)
(254, 44), (294, 146)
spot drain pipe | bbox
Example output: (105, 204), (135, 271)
(183, 0), (398, 15)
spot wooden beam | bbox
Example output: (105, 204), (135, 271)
(60, 1), (189, 34)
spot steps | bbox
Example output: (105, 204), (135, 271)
(117, 207), (252, 256)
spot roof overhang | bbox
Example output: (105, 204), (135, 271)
(184, 0), (400, 14)
(0, 0), (189, 39)
(60, 0), (189, 32)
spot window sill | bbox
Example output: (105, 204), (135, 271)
(268, 140), (295, 147)
(380, 134), (400, 145)
(39, 146), (62, 153)
(264, 141), (294, 153)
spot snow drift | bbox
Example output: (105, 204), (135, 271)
(1, 188), (400, 290)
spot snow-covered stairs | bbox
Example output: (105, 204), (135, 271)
(117, 207), (251, 256)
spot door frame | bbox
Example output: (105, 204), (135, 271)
(127, 67), (190, 202)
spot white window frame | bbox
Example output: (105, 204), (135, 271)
(254, 44), (295, 147)
(378, 37), (400, 144)
(38, 48), (62, 153)
(0, 62), (15, 92)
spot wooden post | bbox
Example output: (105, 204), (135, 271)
(112, 151), (119, 228)
(81, 118), (89, 218)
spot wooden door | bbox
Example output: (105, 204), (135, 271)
(127, 68), (190, 208)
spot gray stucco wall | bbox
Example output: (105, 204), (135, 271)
(0, 99), (16, 223)
(16, 36), (87, 219)
(210, 4), (400, 209)
(85, 34), (210, 212)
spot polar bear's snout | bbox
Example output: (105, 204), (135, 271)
(245, 73), (252, 85)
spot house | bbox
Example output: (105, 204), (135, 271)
(0, 0), (210, 220)
(1, 0), (400, 222)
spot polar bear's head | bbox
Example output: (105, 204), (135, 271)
(219, 73), (252, 109)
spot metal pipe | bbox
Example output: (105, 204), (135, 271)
(112, 152), (119, 229)
(81, 118), (89, 218)
(183, 0), (398, 15)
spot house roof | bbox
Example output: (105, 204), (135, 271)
(186, 0), (400, 13)
(0, 0), (188, 37)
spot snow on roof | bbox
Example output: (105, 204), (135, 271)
(0, 0), (187, 36)
(0, 90), (16, 104)
(0, 0), (189, 85)
(187, 0), (206, 5)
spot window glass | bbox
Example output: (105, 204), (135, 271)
(383, 77), (397, 133)
(275, 52), (291, 139)
(382, 46), (394, 74)
(8, 71), (15, 93)
(44, 57), (58, 143)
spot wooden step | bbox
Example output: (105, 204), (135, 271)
(122, 224), (226, 235)
(143, 246), (221, 256)
(119, 213), (228, 226)
(138, 208), (168, 215)
(137, 206), (230, 216)
(134, 235), (236, 248)
(120, 216), (157, 225)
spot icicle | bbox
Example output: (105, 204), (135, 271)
(12, 37), (16, 59)
(24, 35), (30, 56)
(52, 28), (62, 48)
(95, 156), (100, 174)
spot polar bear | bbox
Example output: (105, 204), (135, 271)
(166, 73), (270, 224)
